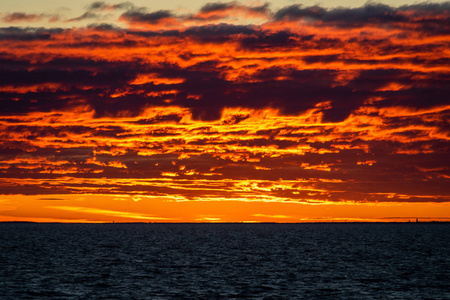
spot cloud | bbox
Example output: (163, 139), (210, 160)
(67, 12), (101, 22)
(273, 2), (450, 35)
(67, 1), (136, 23)
(1, 13), (45, 23)
(0, 27), (63, 41)
(120, 9), (174, 25)
(0, 1), (448, 205)
(118, 1), (270, 27)
(200, 2), (237, 13)
(193, 1), (270, 20)
(87, 1), (134, 11)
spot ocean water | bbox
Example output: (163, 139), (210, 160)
(0, 223), (448, 299)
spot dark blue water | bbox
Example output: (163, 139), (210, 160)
(0, 223), (449, 299)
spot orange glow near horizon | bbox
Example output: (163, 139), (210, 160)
(1, 194), (449, 223)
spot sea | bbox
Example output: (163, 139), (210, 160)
(0, 223), (449, 299)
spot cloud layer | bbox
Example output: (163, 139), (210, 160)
(0, 1), (449, 213)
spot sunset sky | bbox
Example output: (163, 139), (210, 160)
(0, 0), (449, 222)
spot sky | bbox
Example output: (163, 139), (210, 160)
(0, 1), (449, 223)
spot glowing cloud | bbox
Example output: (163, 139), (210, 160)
(0, 1), (449, 222)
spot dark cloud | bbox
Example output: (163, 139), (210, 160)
(199, 1), (269, 14)
(1, 13), (44, 23)
(0, 27), (63, 41)
(399, 2), (450, 13)
(88, 1), (134, 11)
(86, 23), (123, 31)
(88, 1), (109, 11)
(184, 24), (258, 44)
(274, 2), (450, 34)
(120, 10), (173, 24)
(131, 114), (183, 125)
(274, 5), (326, 20)
(239, 30), (305, 49)
(67, 12), (100, 22)
(200, 2), (236, 13)
(322, 4), (403, 25)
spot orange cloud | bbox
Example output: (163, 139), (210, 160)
(0, 2), (449, 222)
